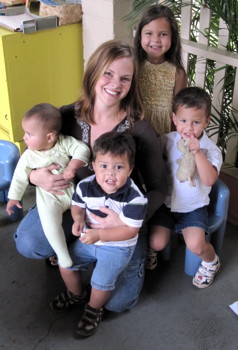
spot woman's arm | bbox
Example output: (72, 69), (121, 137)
(29, 164), (71, 195)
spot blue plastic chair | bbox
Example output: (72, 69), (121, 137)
(0, 140), (23, 221)
(161, 179), (230, 276)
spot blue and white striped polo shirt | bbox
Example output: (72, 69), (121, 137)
(72, 175), (147, 247)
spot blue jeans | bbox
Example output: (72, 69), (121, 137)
(69, 241), (135, 291)
(14, 205), (147, 312)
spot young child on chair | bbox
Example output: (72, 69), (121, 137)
(50, 131), (148, 337)
(6, 103), (90, 268)
(148, 86), (223, 288)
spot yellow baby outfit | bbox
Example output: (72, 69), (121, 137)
(139, 60), (176, 135)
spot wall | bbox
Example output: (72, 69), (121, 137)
(82, 0), (133, 66)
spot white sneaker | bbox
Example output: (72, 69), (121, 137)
(192, 257), (220, 288)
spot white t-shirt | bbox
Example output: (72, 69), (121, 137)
(162, 131), (223, 213)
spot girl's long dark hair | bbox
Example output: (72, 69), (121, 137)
(134, 5), (184, 71)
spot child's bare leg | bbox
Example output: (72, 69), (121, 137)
(50, 267), (87, 312)
(59, 266), (83, 296)
(183, 227), (220, 288)
(182, 227), (216, 261)
(149, 225), (171, 251)
(75, 288), (110, 337)
(146, 226), (171, 270)
(89, 288), (111, 309)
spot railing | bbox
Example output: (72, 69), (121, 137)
(180, 0), (238, 164)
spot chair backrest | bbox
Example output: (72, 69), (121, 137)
(208, 179), (230, 220)
(0, 140), (20, 185)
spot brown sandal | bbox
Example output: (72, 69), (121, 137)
(50, 289), (88, 312)
(75, 304), (103, 338)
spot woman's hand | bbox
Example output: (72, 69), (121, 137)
(89, 207), (123, 228)
(29, 164), (72, 195)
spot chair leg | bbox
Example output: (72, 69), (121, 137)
(211, 222), (227, 256)
(184, 247), (202, 276)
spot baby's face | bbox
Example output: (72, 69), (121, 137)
(22, 117), (50, 151)
(172, 105), (210, 139)
(92, 151), (132, 194)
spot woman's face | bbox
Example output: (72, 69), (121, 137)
(94, 57), (134, 108)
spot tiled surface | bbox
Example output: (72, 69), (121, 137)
(0, 186), (238, 350)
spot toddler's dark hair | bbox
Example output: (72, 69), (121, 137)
(24, 103), (62, 134)
(173, 86), (211, 119)
(93, 131), (136, 168)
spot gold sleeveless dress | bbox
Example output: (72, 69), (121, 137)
(139, 60), (176, 135)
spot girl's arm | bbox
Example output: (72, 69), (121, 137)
(174, 68), (187, 95)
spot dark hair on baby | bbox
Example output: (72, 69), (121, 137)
(173, 86), (211, 119)
(93, 132), (136, 168)
(24, 103), (62, 134)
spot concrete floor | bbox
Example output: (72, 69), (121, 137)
(0, 185), (237, 350)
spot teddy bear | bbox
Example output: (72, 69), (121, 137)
(176, 138), (196, 187)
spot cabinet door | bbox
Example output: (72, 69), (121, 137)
(4, 24), (83, 144)
(0, 39), (11, 138)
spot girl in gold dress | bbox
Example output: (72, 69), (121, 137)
(134, 4), (187, 136)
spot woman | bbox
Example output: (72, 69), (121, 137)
(14, 40), (167, 313)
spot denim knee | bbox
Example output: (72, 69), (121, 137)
(14, 205), (54, 258)
(104, 257), (145, 312)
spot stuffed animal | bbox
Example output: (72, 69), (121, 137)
(176, 138), (196, 187)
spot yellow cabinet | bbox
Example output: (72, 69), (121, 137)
(0, 23), (83, 152)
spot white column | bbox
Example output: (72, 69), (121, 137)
(82, 0), (133, 67)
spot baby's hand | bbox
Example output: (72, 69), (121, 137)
(188, 136), (200, 155)
(63, 165), (76, 181)
(6, 199), (22, 215)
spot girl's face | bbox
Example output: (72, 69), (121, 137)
(94, 57), (134, 108)
(141, 17), (172, 64)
